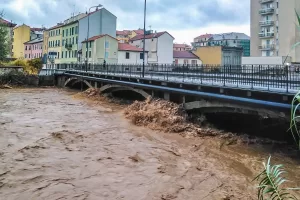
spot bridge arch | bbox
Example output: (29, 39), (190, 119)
(64, 77), (93, 88)
(183, 100), (285, 119)
(100, 84), (150, 99)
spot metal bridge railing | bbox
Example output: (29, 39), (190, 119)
(41, 63), (300, 93)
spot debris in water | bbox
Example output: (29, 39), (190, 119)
(124, 97), (222, 137)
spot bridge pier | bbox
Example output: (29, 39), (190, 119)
(164, 92), (170, 101)
(94, 82), (98, 88)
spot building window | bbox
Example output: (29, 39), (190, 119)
(89, 51), (91, 58)
(105, 51), (109, 58)
(58, 40), (60, 46)
(62, 30), (64, 37)
(72, 27), (74, 35)
(29, 54), (30, 58)
(140, 53), (144, 59)
(191, 60), (197, 65)
(66, 29), (68, 36)
(75, 26), (78, 34)
(59, 29), (60, 35)
(29, 46), (31, 50)
(65, 51), (67, 58)
(75, 50), (77, 58)
(69, 38), (72, 44)
(76, 36), (78, 44)
(125, 52), (130, 59)
(105, 41), (109, 48)
(89, 41), (92, 48)
(62, 39), (65, 46)
(266, 51), (270, 56)
(62, 51), (64, 58)
(25, 46), (27, 50)
(48, 41), (50, 47)
(184, 59), (188, 64)
(69, 51), (71, 58)
(72, 37), (74, 44)
(71, 51), (73, 58)
(25, 54), (27, 58)
(57, 52), (59, 59)
(70, 28), (72, 35)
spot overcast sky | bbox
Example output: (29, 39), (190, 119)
(1, 0), (250, 44)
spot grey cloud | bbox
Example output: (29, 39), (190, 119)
(0, 0), (249, 30)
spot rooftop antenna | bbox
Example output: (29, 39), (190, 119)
(149, 25), (151, 31)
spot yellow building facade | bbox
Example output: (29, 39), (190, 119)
(42, 30), (49, 56)
(12, 24), (31, 58)
(193, 46), (222, 65)
(47, 25), (63, 64)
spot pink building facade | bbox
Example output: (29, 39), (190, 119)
(24, 37), (43, 59)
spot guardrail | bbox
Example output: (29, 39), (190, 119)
(41, 64), (300, 93)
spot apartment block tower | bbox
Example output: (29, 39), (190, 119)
(250, 0), (300, 62)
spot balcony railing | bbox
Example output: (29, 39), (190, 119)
(259, 20), (274, 26)
(259, 32), (274, 38)
(259, 8), (275, 15)
(260, 0), (274, 3)
(65, 43), (72, 50)
(258, 44), (275, 50)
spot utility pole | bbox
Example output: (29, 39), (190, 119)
(142, 0), (147, 78)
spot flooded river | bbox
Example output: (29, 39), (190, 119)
(0, 88), (299, 200)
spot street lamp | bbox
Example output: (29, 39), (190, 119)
(142, 0), (146, 77)
(86, 4), (103, 72)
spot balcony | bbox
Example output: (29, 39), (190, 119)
(260, 0), (274, 3)
(258, 44), (275, 50)
(259, 8), (274, 15)
(65, 43), (72, 50)
(259, 20), (274, 26)
(259, 32), (274, 38)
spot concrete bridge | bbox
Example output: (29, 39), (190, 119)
(48, 67), (299, 121)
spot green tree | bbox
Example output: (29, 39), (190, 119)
(0, 11), (9, 61)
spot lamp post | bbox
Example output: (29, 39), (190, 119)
(86, 4), (103, 72)
(142, 0), (147, 77)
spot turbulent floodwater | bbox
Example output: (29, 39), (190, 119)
(0, 88), (299, 200)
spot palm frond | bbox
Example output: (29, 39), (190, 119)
(290, 91), (300, 150)
(296, 10), (300, 26)
(253, 156), (299, 200)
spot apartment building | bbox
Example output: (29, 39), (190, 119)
(250, 0), (300, 61)
(81, 34), (118, 64)
(47, 24), (63, 64)
(78, 8), (117, 50)
(192, 33), (250, 56)
(24, 37), (43, 60)
(118, 43), (148, 64)
(61, 21), (79, 63)
(12, 24), (31, 59)
(130, 31), (174, 64)
(173, 43), (192, 51)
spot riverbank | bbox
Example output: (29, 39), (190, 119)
(0, 88), (299, 200)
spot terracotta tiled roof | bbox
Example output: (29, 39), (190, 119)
(82, 34), (118, 43)
(0, 18), (16, 27)
(195, 34), (213, 39)
(118, 43), (144, 52)
(116, 30), (130, 36)
(133, 29), (144, 35)
(130, 31), (174, 41)
(173, 51), (199, 59)
(173, 43), (191, 48)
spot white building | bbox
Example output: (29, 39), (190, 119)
(118, 43), (148, 64)
(130, 31), (174, 64)
(173, 51), (202, 65)
(250, 0), (300, 62)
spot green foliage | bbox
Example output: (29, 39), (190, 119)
(0, 11), (9, 61)
(290, 91), (300, 150)
(254, 156), (299, 200)
(27, 58), (43, 72)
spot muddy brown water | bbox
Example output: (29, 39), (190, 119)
(0, 88), (299, 200)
